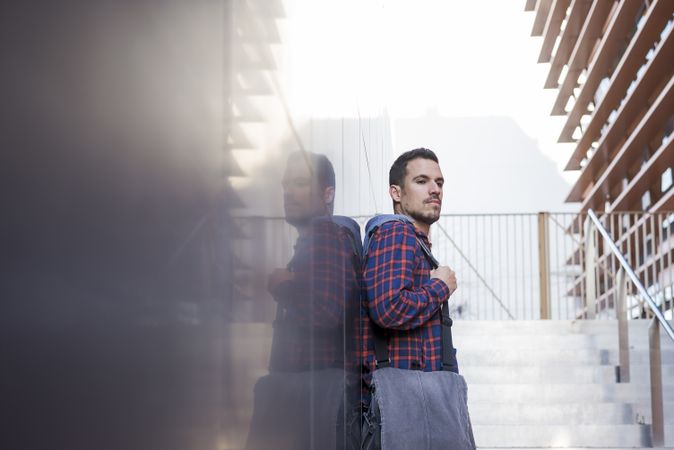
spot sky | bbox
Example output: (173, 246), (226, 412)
(230, 0), (586, 215)
(279, 0), (581, 190)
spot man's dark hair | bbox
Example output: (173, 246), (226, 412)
(287, 151), (335, 190)
(389, 148), (439, 187)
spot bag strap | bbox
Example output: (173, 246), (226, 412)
(372, 234), (458, 373)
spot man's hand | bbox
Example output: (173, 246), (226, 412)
(267, 268), (295, 294)
(430, 266), (457, 295)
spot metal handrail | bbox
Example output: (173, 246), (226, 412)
(588, 209), (672, 448)
(588, 209), (674, 341)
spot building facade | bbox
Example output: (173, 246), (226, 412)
(526, 0), (674, 319)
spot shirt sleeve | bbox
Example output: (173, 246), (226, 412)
(272, 222), (357, 329)
(365, 221), (449, 330)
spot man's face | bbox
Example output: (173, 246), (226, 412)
(281, 158), (332, 226)
(390, 157), (444, 225)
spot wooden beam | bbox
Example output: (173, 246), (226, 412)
(566, 0), (674, 170)
(532, 0), (553, 36)
(539, 0), (571, 63)
(650, 183), (674, 212)
(610, 137), (674, 211)
(557, 0), (643, 142)
(565, 25), (674, 203)
(538, 212), (551, 319)
(544, 0), (593, 88)
(551, 0), (615, 115)
(575, 76), (674, 210)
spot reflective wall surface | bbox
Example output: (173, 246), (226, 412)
(1, 2), (235, 449)
(0, 2), (391, 449)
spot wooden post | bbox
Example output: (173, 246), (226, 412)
(584, 217), (597, 319)
(615, 269), (630, 382)
(649, 319), (664, 447)
(538, 212), (551, 320)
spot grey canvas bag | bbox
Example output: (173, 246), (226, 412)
(363, 215), (476, 450)
(370, 367), (476, 450)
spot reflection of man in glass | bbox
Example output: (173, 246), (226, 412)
(267, 151), (350, 372)
(281, 151), (335, 225)
(246, 151), (360, 450)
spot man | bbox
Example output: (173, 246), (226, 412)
(361, 148), (457, 389)
(246, 151), (361, 450)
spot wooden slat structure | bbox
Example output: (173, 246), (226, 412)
(532, 0), (554, 37)
(525, 0), (674, 320)
(539, 0), (572, 63)
(550, 0), (615, 115)
(525, 0), (674, 214)
(566, 0), (674, 171)
(557, 0), (644, 143)
(544, 0), (593, 89)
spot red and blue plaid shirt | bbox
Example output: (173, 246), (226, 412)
(269, 218), (360, 373)
(359, 220), (450, 390)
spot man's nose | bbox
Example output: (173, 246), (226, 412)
(429, 182), (441, 194)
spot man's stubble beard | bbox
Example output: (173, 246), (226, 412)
(409, 209), (440, 226)
(396, 203), (441, 227)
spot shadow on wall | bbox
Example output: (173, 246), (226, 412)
(395, 112), (576, 213)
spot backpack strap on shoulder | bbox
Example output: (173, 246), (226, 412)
(364, 214), (458, 373)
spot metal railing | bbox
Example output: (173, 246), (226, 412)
(232, 211), (674, 446)
(432, 211), (674, 322)
(357, 213), (577, 320)
(588, 209), (674, 448)
(230, 212), (674, 322)
(575, 211), (674, 321)
(430, 213), (582, 320)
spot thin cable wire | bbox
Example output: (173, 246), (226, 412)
(357, 106), (380, 214)
(436, 221), (515, 319)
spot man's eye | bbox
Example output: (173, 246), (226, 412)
(417, 179), (426, 184)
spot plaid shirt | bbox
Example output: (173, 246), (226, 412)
(269, 218), (360, 373)
(359, 220), (450, 390)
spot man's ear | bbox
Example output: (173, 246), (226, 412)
(389, 184), (402, 203)
(323, 186), (335, 206)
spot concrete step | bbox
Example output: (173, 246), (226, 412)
(477, 448), (674, 450)
(453, 319), (666, 333)
(460, 364), (674, 384)
(611, 364), (674, 384)
(454, 334), (674, 354)
(467, 383), (674, 404)
(454, 319), (622, 332)
(632, 402), (674, 425)
(451, 320), (674, 447)
(470, 402), (674, 428)
(453, 320), (674, 342)
(472, 424), (652, 447)
(457, 348), (674, 366)
(453, 333), (674, 350)
(468, 402), (636, 425)
(629, 350), (674, 364)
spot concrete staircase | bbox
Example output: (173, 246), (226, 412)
(453, 320), (674, 449)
